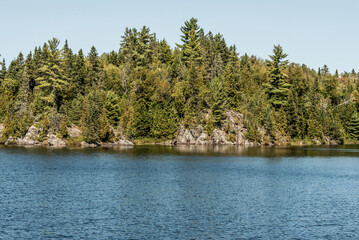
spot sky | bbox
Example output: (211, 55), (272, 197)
(1, 0), (358, 73)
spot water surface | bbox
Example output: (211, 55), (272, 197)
(0, 145), (359, 239)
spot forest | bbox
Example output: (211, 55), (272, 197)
(0, 18), (359, 145)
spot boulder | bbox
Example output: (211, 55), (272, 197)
(47, 134), (66, 147)
(17, 125), (40, 145)
(195, 132), (210, 145)
(0, 124), (4, 138)
(236, 131), (246, 145)
(101, 142), (119, 147)
(81, 141), (99, 148)
(5, 136), (18, 145)
(211, 129), (235, 145)
(67, 126), (82, 138)
(117, 139), (134, 145)
(176, 125), (196, 145)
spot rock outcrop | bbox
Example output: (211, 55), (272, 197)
(47, 134), (66, 146)
(17, 126), (40, 145)
(5, 136), (18, 145)
(211, 129), (234, 145)
(175, 125), (211, 145)
(0, 124), (4, 139)
(81, 141), (99, 148)
(117, 139), (135, 145)
(175, 110), (248, 145)
(67, 126), (82, 138)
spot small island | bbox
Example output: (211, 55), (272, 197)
(0, 18), (358, 147)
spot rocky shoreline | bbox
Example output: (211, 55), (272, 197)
(0, 110), (342, 148)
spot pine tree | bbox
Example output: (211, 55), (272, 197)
(0, 59), (6, 81)
(86, 46), (103, 88)
(99, 108), (111, 142)
(105, 91), (121, 126)
(81, 91), (102, 143)
(40, 114), (50, 140)
(286, 90), (299, 138)
(263, 45), (291, 109)
(263, 106), (275, 138)
(307, 112), (322, 139)
(158, 39), (173, 65)
(72, 49), (86, 94)
(211, 76), (226, 126)
(59, 116), (69, 139)
(177, 18), (202, 66)
(274, 107), (288, 137)
(348, 112), (359, 140)
(34, 38), (68, 111)
(133, 99), (151, 138)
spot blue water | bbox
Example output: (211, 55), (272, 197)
(0, 145), (359, 239)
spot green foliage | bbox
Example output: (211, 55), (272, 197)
(177, 18), (202, 66)
(105, 91), (121, 126)
(0, 20), (358, 146)
(58, 117), (69, 139)
(210, 76), (226, 126)
(34, 38), (68, 112)
(81, 91), (102, 143)
(99, 108), (111, 142)
(39, 114), (50, 140)
(264, 45), (291, 109)
(348, 112), (359, 140)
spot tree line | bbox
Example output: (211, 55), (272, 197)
(0, 18), (359, 144)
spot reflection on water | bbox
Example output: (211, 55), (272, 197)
(0, 145), (358, 239)
(1, 144), (359, 158)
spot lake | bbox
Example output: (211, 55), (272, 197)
(0, 145), (359, 239)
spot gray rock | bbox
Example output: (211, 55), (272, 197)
(176, 125), (196, 145)
(117, 139), (134, 145)
(47, 134), (66, 146)
(101, 142), (119, 147)
(5, 136), (18, 145)
(0, 124), (4, 138)
(211, 129), (235, 145)
(195, 132), (209, 145)
(67, 126), (82, 138)
(17, 125), (40, 145)
(81, 141), (98, 148)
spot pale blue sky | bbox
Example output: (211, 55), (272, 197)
(1, 0), (358, 73)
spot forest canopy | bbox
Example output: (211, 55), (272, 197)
(0, 18), (359, 145)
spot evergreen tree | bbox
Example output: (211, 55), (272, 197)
(105, 91), (121, 126)
(99, 107), (111, 142)
(58, 116), (69, 139)
(158, 39), (173, 65)
(263, 45), (290, 109)
(348, 112), (359, 140)
(0, 59), (6, 81)
(0, 21), (359, 145)
(86, 46), (103, 88)
(81, 91), (102, 143)
(177, 18), (202, 66)
(286, 90), (299, 138)
(263, 106), (275, 138)
(210, 76), (226, 126)
(34, 38), (68, 111)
